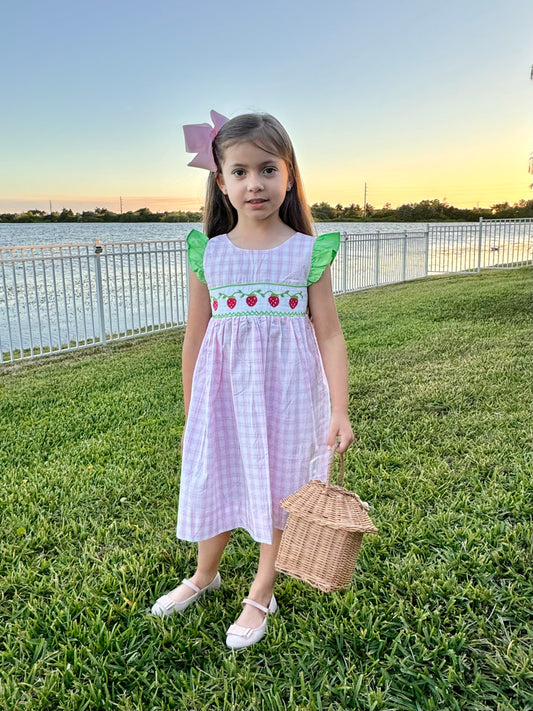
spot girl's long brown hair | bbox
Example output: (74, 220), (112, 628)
(203, 113), (314, 238)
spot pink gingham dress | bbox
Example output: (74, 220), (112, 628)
(177, 230), (340, 544)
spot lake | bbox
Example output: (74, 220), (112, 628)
(0, 221), (458, 248)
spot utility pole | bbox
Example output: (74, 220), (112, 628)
(49, 200), (53, 214)
(120, 196), (123, 214)
(363, 182), (367, 217)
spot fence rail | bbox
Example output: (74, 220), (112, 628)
(1, 239), (189, 362)
(331, 231), (429, 294)
(428, 218), (532, 274)
(1, 218), (531, 363)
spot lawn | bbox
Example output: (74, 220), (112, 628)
(1, 267), (531, 711)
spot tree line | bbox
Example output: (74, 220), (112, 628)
(1, 199), (532, 223)
(309, 198), (533, 222)
(0, 207), (203, 223)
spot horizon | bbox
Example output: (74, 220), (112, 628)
(1, 194), (530, 221)
(1, 194), (529, 217)
(2, 0), (532, 213)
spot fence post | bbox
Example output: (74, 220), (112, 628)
(477, 217), (483, 273)
(0, 259), (14, 361)
(342, 233), (347, 293)
(424, 224), (430, 276)
(375, 232), (381, 287)
(94, 240), (107, 345)
(402, 231), (408, 282)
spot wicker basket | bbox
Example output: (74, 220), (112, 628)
(275, 446), (377, 592)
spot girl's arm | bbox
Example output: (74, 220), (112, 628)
(308, 265), (354, 453)
(182, 270), (212, 417)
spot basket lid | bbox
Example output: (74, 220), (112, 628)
(280, 480), (377, 533)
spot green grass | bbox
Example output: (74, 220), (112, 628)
(1, 267), (532, 711)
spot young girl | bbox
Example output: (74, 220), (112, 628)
(151, 110), (354, 649)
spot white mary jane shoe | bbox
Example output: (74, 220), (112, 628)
(151, 572), (221, 617)
(225, 595), (278, 649)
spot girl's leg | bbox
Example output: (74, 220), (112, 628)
(165, 530), (231, 602)
(233, 528), (283, 629)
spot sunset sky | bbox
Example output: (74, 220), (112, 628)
(1, 0), (532, 214)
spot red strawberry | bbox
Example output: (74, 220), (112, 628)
(246, 295), (257, 307)
(268, 295), (279, 308)
(227, 298), (237, 309)
(213, 300), (218, 311)
(289, 297), (299, 309)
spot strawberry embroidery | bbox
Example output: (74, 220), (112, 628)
(214, 289), (240, 309)
(288, 290), (303, 310)
(211, 287), (304, 314)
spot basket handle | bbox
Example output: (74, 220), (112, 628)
(326, 441), (344, 489)
(326, 441), (371, 511)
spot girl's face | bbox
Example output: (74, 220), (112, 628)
(216, 141), (291, 225)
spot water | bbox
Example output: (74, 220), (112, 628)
(0, 221), (439, 248)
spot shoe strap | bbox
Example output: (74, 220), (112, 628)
(181, 578), (200, 594)
(242, 597), (270, 615)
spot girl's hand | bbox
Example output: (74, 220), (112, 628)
(327, 413), (354, 454)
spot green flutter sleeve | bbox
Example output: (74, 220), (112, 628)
(186, 229), (209, 284)
(307, 232), (341, 285)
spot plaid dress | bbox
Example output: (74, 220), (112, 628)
(177, 230), (340, 544)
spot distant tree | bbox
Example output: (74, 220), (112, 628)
(395, 203), (416, 221)
(343, 203), (363, 218)
(134, 207), (158, 222)
(57, 208), (75, 222)
(490, 202), (511, 215)
(94, 207), (115, 217)
(375, 203), (394, 220)
(311, 202), (337, 220)
(512, 199), (533, 217)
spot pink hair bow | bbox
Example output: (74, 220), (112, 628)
(183, 110), (229, 172)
